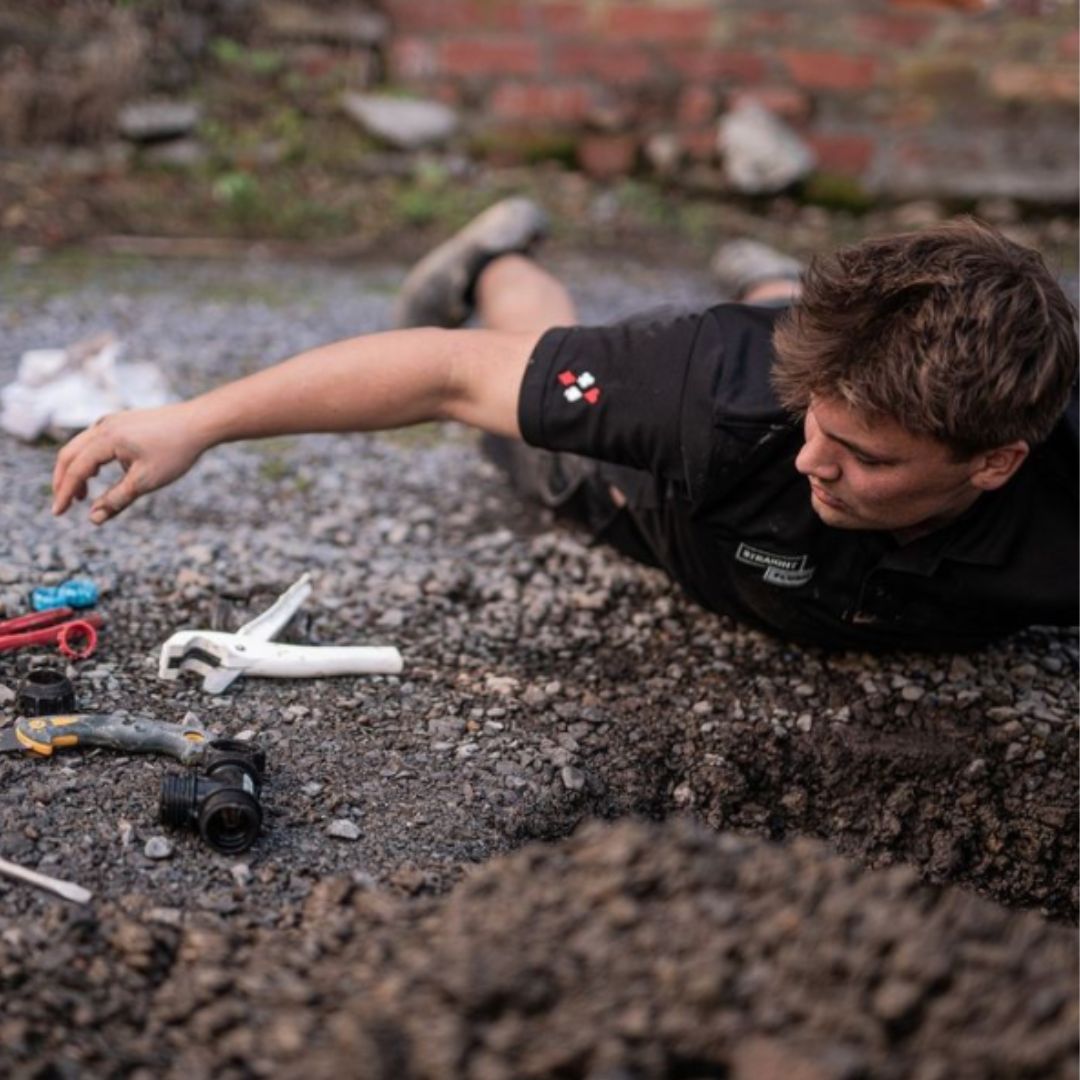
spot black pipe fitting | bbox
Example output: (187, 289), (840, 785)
(16, 667), (77, 716)
(160, 738), (266, 854)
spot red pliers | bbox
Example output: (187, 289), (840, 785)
(0, 608), (103, 660)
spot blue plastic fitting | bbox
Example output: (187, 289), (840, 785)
(31, 578), (100, 612)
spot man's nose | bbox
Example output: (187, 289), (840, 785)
(795, 433), (841, 482)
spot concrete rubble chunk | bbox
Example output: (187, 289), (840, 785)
(263, 1), (388, 45)
(117, 101), (201, 143)
(341, 92), (460, 151)
(717, 99), (816, 195)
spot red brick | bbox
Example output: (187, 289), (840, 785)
(662, 48), (766, 83)
(728, 87), (812, 125)
(679, 127), (717, 162)
(781, 50), (879, 91)
(553, 43), (656, 85)
(536, 1), (592, 34)
(741, 11), (794, 35)
(489, 82), (595, 122)
(854, 14), (936, 47)
(440, 37), (543, 78)
(606, 5), (714, 42)
(676, 85), (718, 126)
(577, 133), (639, 180)
(888, 0), (990, 10)
(807, 133), (876, 175)
(388, 36), (440, 81)
(484, 3), (529, 31)
(1059, 30), (1079, 61)
(480, 1), (581, 31)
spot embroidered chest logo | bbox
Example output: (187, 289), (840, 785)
(558, 369), (601, 404)
(735, 542), (815, 588)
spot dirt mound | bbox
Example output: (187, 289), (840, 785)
(2, 820), (1075, 1079)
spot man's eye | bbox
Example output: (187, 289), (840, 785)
(853, 455), (884, 467)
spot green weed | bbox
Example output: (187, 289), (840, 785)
(210, 38), (285, 78)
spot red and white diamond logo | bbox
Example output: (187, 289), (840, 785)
(557, 369), (600, 405)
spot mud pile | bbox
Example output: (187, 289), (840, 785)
(2, 820), (1075, 1079)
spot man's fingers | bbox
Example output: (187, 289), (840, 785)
(89, 472), (141, 525)
(52, 438), (116, 516)
(52, 431), (91, 502)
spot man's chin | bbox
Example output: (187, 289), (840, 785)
(809, 491), (861, 528)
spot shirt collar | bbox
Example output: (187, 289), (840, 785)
(878, 476), (1026, 577)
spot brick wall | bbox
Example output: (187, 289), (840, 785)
(381, 0), (1079, 202)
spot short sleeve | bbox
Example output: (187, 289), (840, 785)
(517, 304), (785, 500)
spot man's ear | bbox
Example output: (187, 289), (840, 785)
(969, 440), (1029, 491)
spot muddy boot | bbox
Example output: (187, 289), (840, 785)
(710, 239), (802, 301)
(394, 197), (550, 329)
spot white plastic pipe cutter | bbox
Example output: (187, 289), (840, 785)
(158, 573), (403, 694)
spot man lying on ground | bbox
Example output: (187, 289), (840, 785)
(51, 201), (1078, 651)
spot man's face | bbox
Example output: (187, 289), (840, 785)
(794, 397), (985, 535)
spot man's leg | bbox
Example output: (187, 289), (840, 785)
(471, 254), (597, 512)
(390, 200), (651, 566)
(394, 197), (550, 329)
(474, 254), (662, 564)
(473, 253), (577, 334)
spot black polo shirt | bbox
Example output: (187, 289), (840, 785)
(518, 303), (1079, 651)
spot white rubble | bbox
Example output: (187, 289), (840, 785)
(717, 99), (817, 195)
(1, 333), (174, 441)
(341, 92), (459, 151)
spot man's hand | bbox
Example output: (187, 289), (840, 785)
(52, 403), (208, 524)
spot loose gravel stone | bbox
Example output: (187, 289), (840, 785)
(560, 765), (586, 791)
(327, 820), (361, 841)
(144, 836), (173, 860)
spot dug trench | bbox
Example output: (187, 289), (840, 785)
(0, 256), (1076, 1077)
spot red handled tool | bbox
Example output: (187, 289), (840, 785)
(0, 608), (103, 660)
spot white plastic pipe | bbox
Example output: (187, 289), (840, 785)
(0, 855), (92, 904)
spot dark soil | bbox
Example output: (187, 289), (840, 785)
(2, 821), (1076, 1079)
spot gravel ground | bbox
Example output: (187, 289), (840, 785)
(0, 251), (1076, 1077)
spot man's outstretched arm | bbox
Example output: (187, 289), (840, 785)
(51, 326), (538, 525)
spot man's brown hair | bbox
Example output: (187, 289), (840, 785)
(771, 218), (1078, 455)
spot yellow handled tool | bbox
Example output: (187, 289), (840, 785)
(0, 712), (208, 764)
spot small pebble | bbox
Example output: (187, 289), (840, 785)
(561, 765), (585, 791)
(144, 836), (173, 860)
(327, 819), (361, 841)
